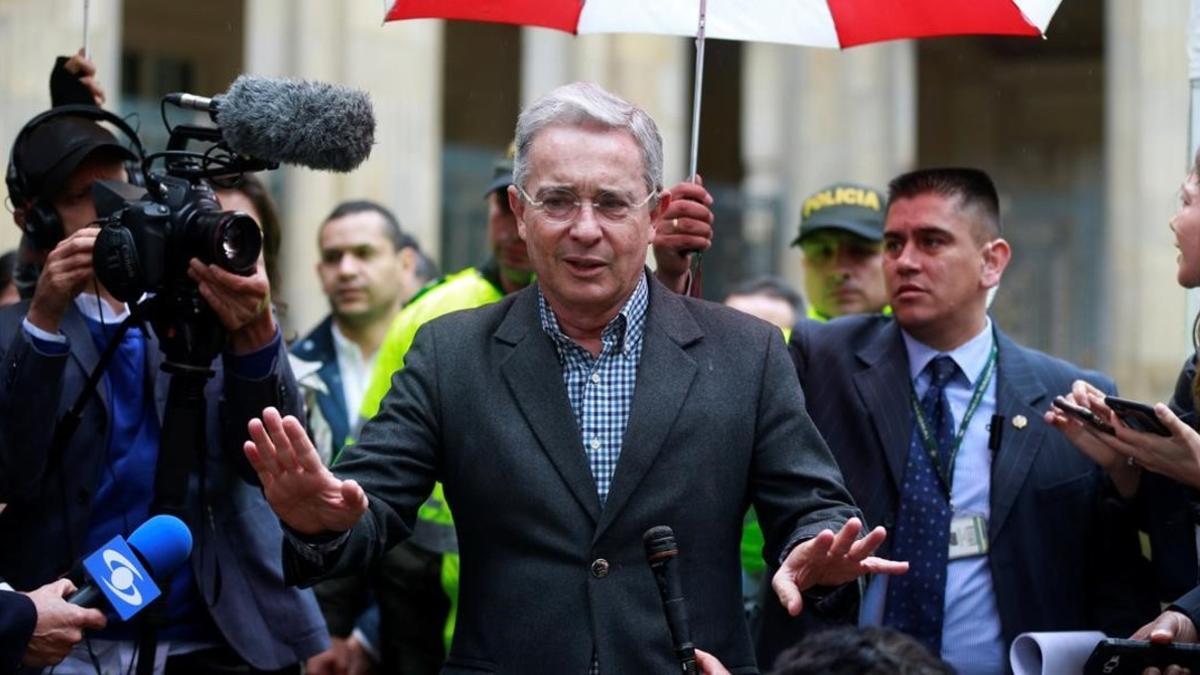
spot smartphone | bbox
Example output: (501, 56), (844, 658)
(1085, 638), (1200, 674)
(1104, 396), (1172, 437)
(1052, 396), (1116, 435)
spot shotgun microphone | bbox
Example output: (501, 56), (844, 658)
(643, 525), (699, 675)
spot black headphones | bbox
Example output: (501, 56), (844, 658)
(5, 104), (144, 251)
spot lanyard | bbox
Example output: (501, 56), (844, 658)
(909, 344), (998, 496)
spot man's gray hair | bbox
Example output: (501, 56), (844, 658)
(512, 82), (664, 198)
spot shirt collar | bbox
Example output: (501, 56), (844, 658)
(74, 292), (130, 324)
(330, 322), (364, 362)
(537, 272), (649, 356)
(901, 317), (994, 386)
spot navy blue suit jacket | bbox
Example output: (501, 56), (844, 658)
(292, 315), (352, 453)
(0, 301), (328, 669)
(0, 591), (34, 673)
(771, 316), (1157, 657)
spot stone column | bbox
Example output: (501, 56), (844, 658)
(742, 41), (916, 293)
(0, 0), (122, 254)
(1105, 0), (1191, 400)
(245, 0), (443, 336)
(520, 29), (689, 183)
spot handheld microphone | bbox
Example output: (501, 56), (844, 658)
(68, 515), (193, 620)
(643, 525), (699, 675)
(165, 75), (376, 173)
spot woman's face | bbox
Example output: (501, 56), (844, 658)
(1172, 172), (1200, 288)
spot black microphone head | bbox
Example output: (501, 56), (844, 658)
(643, 525), (678, 562)
(216, 75), (375, 173)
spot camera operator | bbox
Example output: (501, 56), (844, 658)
(0, 79), (327, 673)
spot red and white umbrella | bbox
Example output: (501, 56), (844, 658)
(387, 0), (1063, 294)
(387, 0), (1063, 177)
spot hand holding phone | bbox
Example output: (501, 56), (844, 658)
(1052, 396), (1116, 436)
(1085, 638), (1200, 674)
(1103, 396), (1172, 437)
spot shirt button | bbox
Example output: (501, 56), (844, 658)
(590, 438), (601, 450)
(590, 558), (609, 578)
(590, 372), (601, 384)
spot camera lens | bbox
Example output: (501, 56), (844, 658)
(192, 211), (262, 275)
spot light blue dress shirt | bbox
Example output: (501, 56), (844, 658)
(861, 319), (1006, 675)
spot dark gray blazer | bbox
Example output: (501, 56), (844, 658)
(286, 274), (862, 674)
(774, 315), (1157, 655)
(0, 301), (328, 670)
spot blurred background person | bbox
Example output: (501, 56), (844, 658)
(292, 199), (425, 465)
(214, 173), (285, 313)
(792, 182), (889, 322)
(724, 275), (804, 333)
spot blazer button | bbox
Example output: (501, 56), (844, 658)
(590, 558), (610, 579)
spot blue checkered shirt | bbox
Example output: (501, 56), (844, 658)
(537, 274), (648, 506)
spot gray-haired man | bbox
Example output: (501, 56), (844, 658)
(244, 81), (905, 673)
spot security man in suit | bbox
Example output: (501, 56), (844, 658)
(243, 81), (908, 674)
(774, 168), (1156, 674)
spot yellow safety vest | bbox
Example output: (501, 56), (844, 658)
(355, 265), (507, 651)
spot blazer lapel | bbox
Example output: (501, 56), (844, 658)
(594, 281), (701, 541)
(989, 329), (1048, 539)
(60, 305), (109, 412)
(850, 322), (913, 492)
(496, 288), (602, 523)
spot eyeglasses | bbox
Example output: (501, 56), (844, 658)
(516, 185), (657, 223)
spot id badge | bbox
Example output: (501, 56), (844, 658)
(948, 514), (988, 560)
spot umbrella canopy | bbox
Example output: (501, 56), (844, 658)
(387, 0), (1063, 48)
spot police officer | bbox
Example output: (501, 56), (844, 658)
(792, 182), (889, 321)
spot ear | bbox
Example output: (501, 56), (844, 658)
(12, 207), (26, 230)
(398, 245), (417, 270)
(981, 238), (1012, 289)
(508, 186), (527, 240)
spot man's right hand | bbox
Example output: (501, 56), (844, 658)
(21, 579), (107, 667)
(244, 406), (368, 535)
(25, 226), (99, 334)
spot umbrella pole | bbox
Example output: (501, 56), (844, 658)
(684, 0), (707, 297)
(687, 0), (706, 181)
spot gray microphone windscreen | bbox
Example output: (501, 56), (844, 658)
(217, 76), (375, 173)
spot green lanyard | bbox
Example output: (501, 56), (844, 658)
(909, 344), (998, 496)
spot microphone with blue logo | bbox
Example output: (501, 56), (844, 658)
(68, 515), (193, 621)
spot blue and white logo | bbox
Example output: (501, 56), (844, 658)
(82, 535), (161, 621)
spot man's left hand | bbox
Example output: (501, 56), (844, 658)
(188, 259), (275, 353)
(652, 177), (714, 293)
(771, 517), (907, 617)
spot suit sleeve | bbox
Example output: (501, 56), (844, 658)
(220, 333), (305, 485)
(1081, 376), (1163, 635)
(282, 321), (441, 585)
(0, 590), (36, 672)
(0, 319), (70, 501)
(751, 326), (861, 561)
(1169, 585), (1200, 628)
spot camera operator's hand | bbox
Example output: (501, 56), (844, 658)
(244, 406), (369, 536)
(188, 259), (276, 354)
(653, 176), (713, 294)
(21, 579), (107, 667)
(26, 226), (99, 334)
